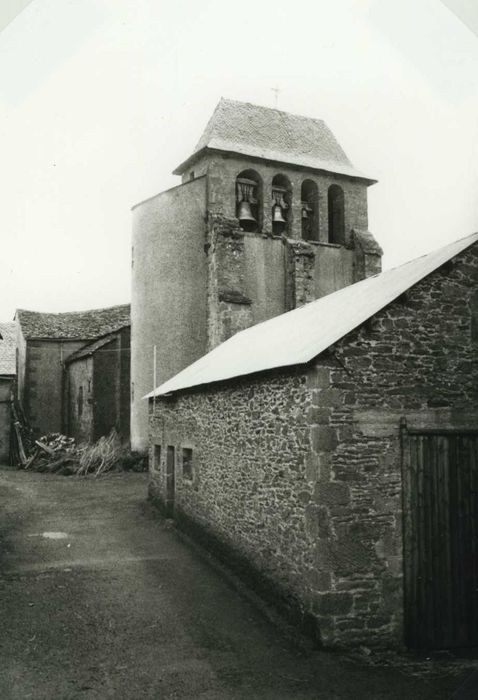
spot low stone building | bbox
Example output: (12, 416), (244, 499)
(65, 326), (130, 443)
(15, 305), (130, 439)
(147, 232), (478, 650)
(0, 322), (16, 463)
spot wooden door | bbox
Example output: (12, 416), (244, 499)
(166, 445), (176, 517)
(402, 428), (478, 649)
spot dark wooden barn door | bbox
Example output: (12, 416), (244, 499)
(402, 428), (478, 649)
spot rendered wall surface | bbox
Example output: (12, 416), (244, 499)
(67, 357), (94, 442)
(67, 327), (130, 443)
(118, 326), (131, 441)
(312, 243), (355, 299)
(0, 377), (13, 463)
(24, 339), (84, 437)
(131, 176), (208, 451)
(15, 324), (26, 406)
(243, 235), (287, 324)
(94, 339), (119, 441)
(149, 243), (478, 648)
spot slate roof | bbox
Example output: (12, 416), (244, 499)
(174, 98), (374, 182)
(65, 332), (119, 365)
(146, 232), (478, 398)
(0, 322), (16, 376)
(16, 304), (130, 340)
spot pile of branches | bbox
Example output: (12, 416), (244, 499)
(22, 429), (145, 477)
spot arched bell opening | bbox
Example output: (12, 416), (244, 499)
(236, 170), (262, 233)
(328, 184), (345, 245)
(301, 179), (319, 242)
(271, 174), (292, 236)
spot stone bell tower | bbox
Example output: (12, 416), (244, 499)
(131, 98), (382, 450)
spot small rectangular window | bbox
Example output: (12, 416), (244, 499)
(153, 444), (162, 471)
(182, 447), (193, 480)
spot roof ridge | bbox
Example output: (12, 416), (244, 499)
(378, 230), (478, 277)
(147, 231), (478, 398)
(218, 97), (327, 125)
(16, 302), (130, 317)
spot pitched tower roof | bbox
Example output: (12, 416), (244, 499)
(174, 98), (375, 182)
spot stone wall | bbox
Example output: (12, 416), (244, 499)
(307, 243), (478, 646)
(207, 215), (382, 350)
(206, 216), (253, 350)
(149, 369), (315, 626)
(200, 152), (371, 244)
(149, 242), (478, 649)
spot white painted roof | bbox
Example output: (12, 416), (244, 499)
(146, 232), (478, 398)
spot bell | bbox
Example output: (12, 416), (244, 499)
(272, 204), (286, 223)
(301, 201), (312, 219)
(237, 200), (256, 224)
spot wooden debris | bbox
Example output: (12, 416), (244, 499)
(35, 440), (55, 456)
(16, 429), (145, 478)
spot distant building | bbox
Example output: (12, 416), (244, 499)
(131, 98), (382, 451)
(147, 233), (478, 650)
(15, 305), (130, 440)
(0, 322), (16, 463)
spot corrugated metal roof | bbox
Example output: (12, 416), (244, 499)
(174, 98), (375, 182)
(146, 232), (478, 399)
(0, 322), (16, 376)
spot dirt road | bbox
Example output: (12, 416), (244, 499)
(0, 469), (467, 699)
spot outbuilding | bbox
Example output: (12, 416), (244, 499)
(15, 304), (130, 439)
(64, 326), (130, 443)
(147, 232), (478, 650)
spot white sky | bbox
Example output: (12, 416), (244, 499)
(0, 0), (477, 320)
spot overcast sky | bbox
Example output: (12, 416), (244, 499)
(0, 0), (477, 320)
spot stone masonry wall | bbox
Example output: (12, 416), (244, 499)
(149, 242), (478, 649)
(202, 152), (370, 244)
(307, 243), (478, 646)
(206, 216), (253, 350)
(149, 370), (315, 621)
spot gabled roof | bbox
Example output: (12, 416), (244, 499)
(0, 322), (16, 376)
(146, 232), (478, 398)
(65, 332), (119, 365)
(173, 98), (375, 182)
(16, 304), (130, 340)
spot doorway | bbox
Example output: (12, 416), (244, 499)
(166, 445), (176, 517)
(402, 427), (478, 649)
